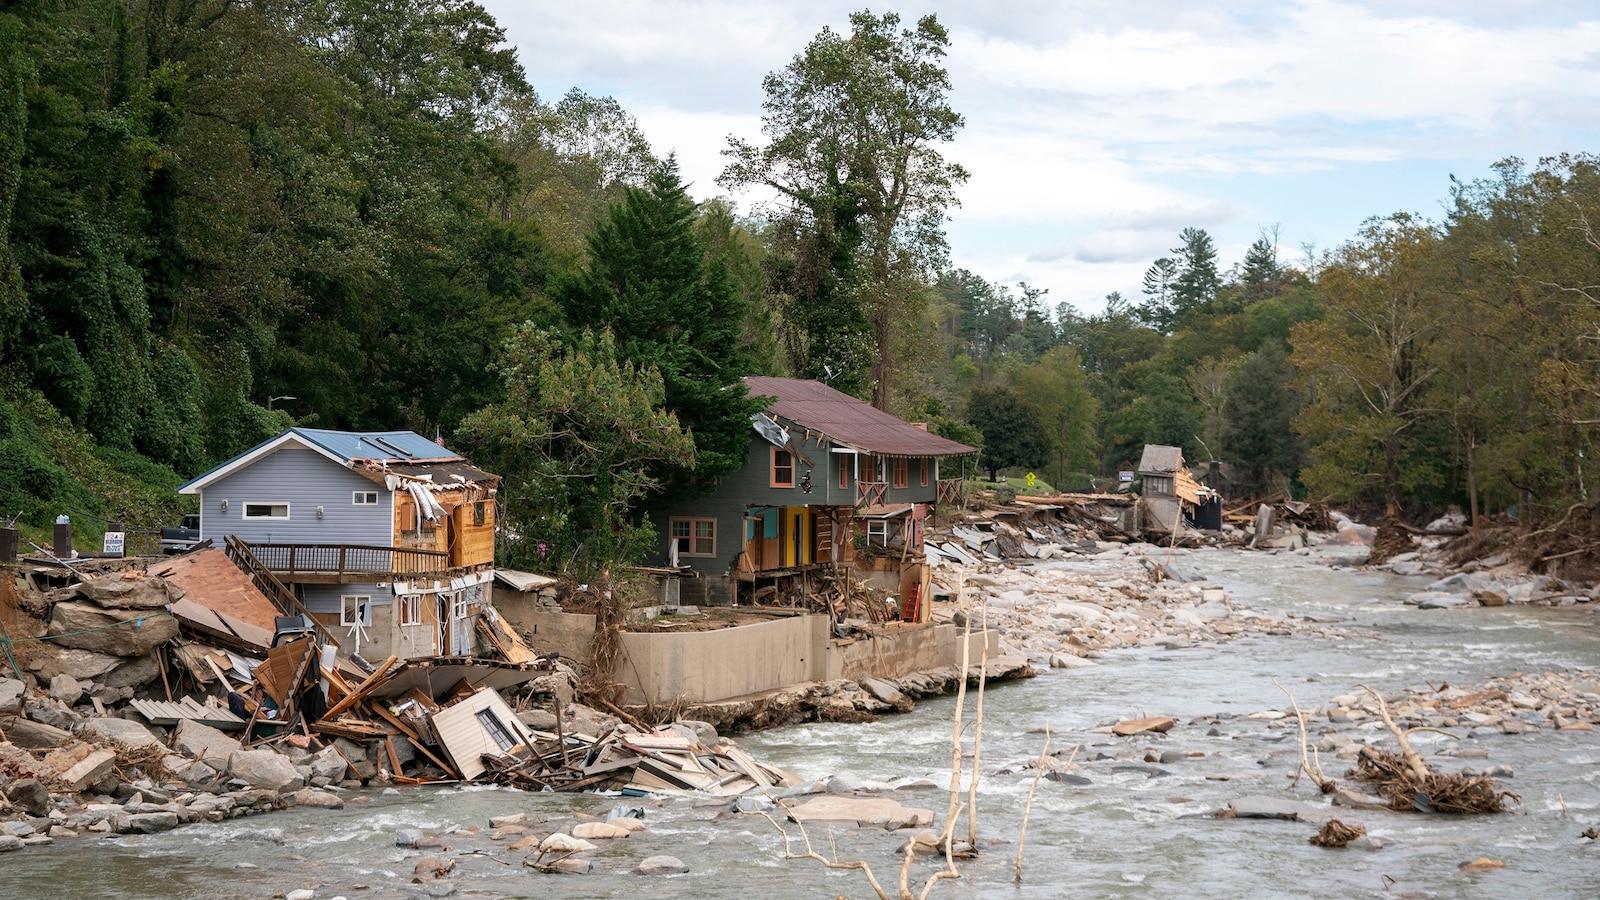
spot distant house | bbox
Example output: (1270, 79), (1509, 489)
(650, 376), (977, 605)
(177, 428), (499, 660)
(1137, 444), (1221, 532)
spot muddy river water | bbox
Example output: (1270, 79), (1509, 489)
(4, 547), (1598, 899)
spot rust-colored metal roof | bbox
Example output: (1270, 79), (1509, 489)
(744, 376), (977, 457)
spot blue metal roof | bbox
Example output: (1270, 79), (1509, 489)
(177, 428), (462, 494)
(290, 428), (460, 462)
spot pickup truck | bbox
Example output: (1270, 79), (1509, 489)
(160, 514), (201, 554)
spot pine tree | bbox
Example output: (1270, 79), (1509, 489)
(553, 159), (766, 495)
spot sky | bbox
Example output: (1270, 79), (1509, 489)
(480, 1), (1600, 315)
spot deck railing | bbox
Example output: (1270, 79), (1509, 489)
(245, 542), (453, 580)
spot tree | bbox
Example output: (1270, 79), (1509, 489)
(967, 384), (1047, 481)
(1221, 341), (1304, 497)
(551, 160), (766, 496)
(1172, 227), (1221, 319)
(1291, 215), (1444, 515)
(1013, 346), (1098, 488)
(721, 10), (968, 408)
(457, 328), (695, 575)
(1137, 257), (1179, 332)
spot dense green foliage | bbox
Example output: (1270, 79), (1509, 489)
(8, 3), (1600, 553)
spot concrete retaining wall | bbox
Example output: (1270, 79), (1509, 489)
(616, 614), (828, 705)
(830, 624), (997, 683)
(494, 601), (596, 665)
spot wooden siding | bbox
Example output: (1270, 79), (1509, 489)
(200, 447), (391, 547)
(392, 489), (494, 569)
(430, 689), (533, 781)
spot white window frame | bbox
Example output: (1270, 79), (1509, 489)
(340, 595), (372, 627)
(397, 594), (422, 626)
(352, 491), (379, 505)
(866, 520), (889, 547)
(450, 592), (470, 621)
(669, 517), (716, 557)
(243, 502), (290, 520)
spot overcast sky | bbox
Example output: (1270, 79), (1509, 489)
(480, 1), (1600, 315)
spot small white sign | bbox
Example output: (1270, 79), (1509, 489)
(1118, 471), (1135, 482)
(103, 531), (125, 555)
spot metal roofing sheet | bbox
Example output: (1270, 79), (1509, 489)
(293, 428), (461, 463)
(744, 376), (977, 457)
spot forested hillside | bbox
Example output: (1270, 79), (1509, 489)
(5, 3), (1600, 560)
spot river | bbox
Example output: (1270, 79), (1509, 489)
(5, 547), (1599, 899)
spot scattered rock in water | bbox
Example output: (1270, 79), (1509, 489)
(1044, 772), (1091, 786)
(1459, 857), (1505, 872)
(1226, 796), (1330, 821)
(1112, 716), (1176, 736)
(636, 855), (689, 875)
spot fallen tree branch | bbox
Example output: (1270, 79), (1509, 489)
(1274, 678), (1331, 791)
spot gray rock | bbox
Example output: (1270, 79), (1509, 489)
(1158, 750), (1186, 764)
(291, 788), (345, 809)
(860, 678), (911, 711)
(173, 719), (242, 762)
(515, 709), (557, 731)
(396, 828), (424, 847)
(0, 835), (23, 853)
(30, 648), (121, 681)
(126, 812), (180, 834)
(636, 854), (690, 875)
(2, 717), (72, 749)
(827, 771), (867, 793)
(47, 601), (178, 656)
(100, 655), (161, 690)
(227, 749), (304, 792)
(333, 738), (376, 780)
(49, 674), (83, 706)
(81, 717), (164, 750)
(675, 719), (719, 747)
(76, 575), (181, 610)
(1, 821), (35, 837)
(0, 678), (23, 715)
(309, 747), (347, 784)
(546, 858), (592, 874)
(4, 778), (52, 816)
(25, 700), (77, 731)
(1228, 796), (1328, 820)
(1417, 594), (1470, 610)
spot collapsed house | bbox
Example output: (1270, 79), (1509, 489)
(1136, 444), (1222, 534)
(176, 428), (498, 660)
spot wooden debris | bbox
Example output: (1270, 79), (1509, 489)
(1309, 819), (1366, 847)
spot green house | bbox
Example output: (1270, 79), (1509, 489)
(650, 376), (977, 604)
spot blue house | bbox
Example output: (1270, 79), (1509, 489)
(650, 376), (977, 606)
(178, 428), (499, 660)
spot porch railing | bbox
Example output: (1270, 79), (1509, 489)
(245, 542), (453, 579)
(936, 477), (964, 506)
(856, 481), (889, 507)
(223, 536), (341, 648)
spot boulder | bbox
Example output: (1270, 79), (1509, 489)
(127, 812), (180, 833)
(571, 821), (631, 839)
(1228, 796), (1330, 821)
(49, 674), (83, 706)
(333, 738), (376, 780)
(4, 778), (52, 816)
(76, 573), (181, 610)
(635, 855), (689, 875)
(539, 833), (596, 853)
(47, 602), (178, 656)
(290, 788), (344, 809)
(516, 708), (557, 731)
(546, 858), (592, 874)
(0, 835), (22, 853)
(860, 678), (912, 712)
(308, 747), (348, 784)
(30, 648), (122, 681)
(82, 717), (164, 750)
(785, 796), (934, 829)
(228, 749), (304, 792)
(173, 719), (242, 762)
(1, 716), (72, 749)
(1112, 716), (1176, 736)
(59, 748), (118, 793)
(0, 678), (22, 715)
(101, 655), (161, 690)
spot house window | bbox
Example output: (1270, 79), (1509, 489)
(450, 592), (470, 620)
(920, 458), (929, 486)
(352, 491), (378, 505)
(838, 457), (850, 489)
(398, 594), (422, 626)
(892, 458), (909, 488)
(475, 709), (518, 752)
(771, 448), (795, 487)
(670, 518), (716, 557)
(243, 502), (290, 520)
(866, 520), (889, 547)
(340, 595), (371, 627)
(473, 501), (486, 526)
